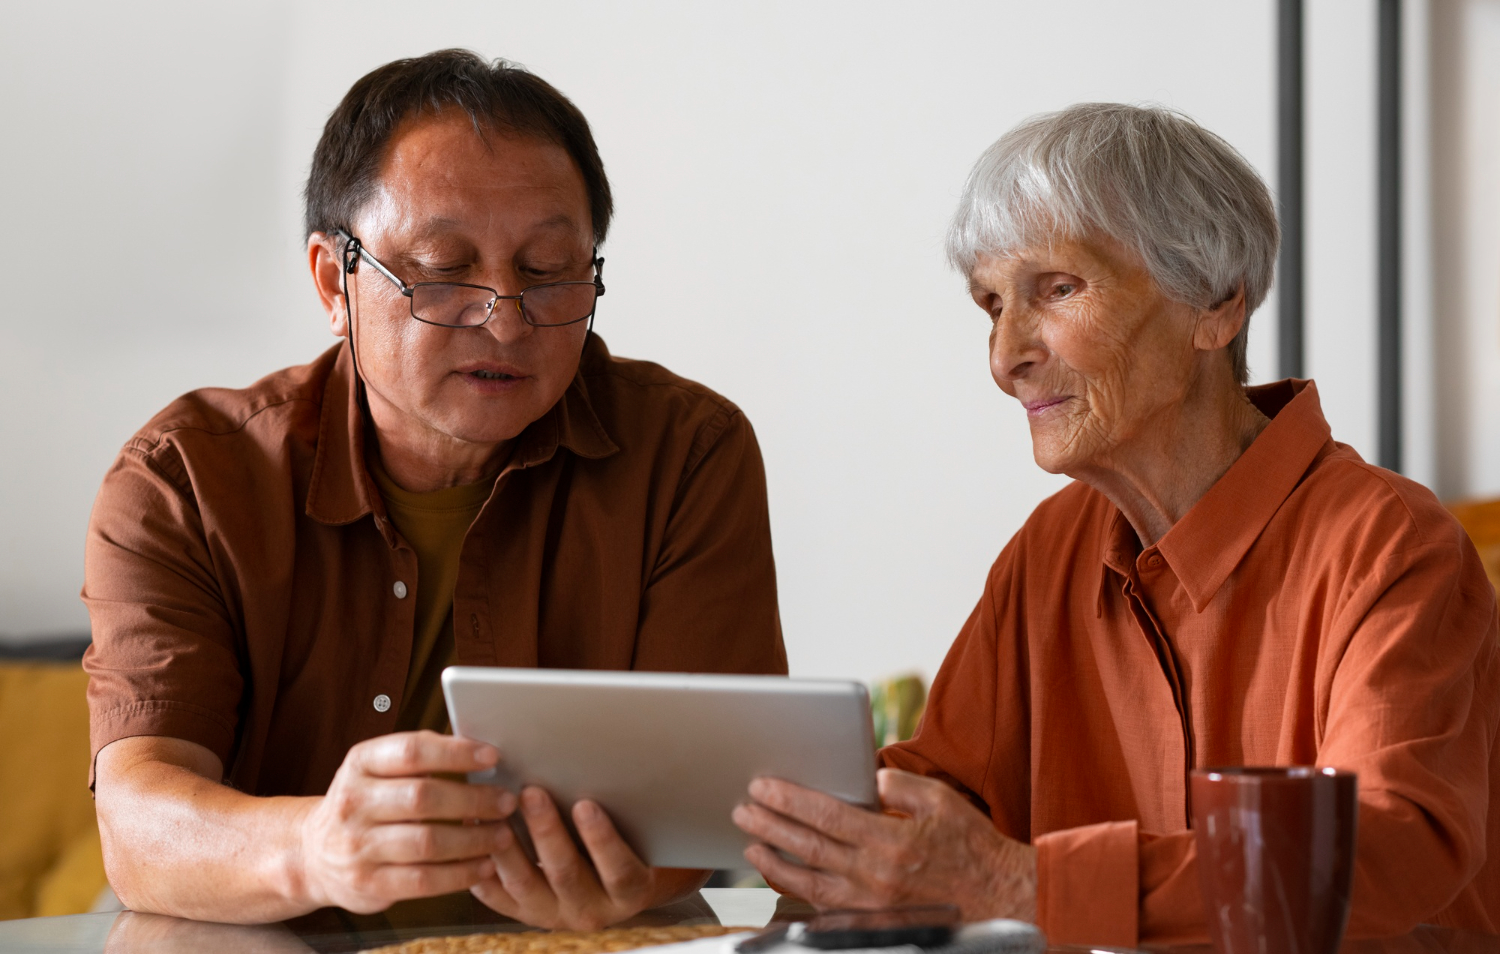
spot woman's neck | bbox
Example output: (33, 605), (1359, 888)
(1073, 377), (1270, 549)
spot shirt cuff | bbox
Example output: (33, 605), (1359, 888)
(1035, 819), (1140, 947)
(88, 699), (237, 789)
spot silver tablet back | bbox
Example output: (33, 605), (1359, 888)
(442, 667), (878, 870)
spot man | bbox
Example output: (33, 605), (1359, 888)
(83, 50), (785, 928)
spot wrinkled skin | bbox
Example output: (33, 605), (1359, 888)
(308, 110), (594, 492)
(973, 234), (1267, 545)
(735, 234), (1269, 918)
(734, 771), (1036, 921)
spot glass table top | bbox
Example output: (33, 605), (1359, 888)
(2, 888), (1497, 954)
(0, 888), (797, 954)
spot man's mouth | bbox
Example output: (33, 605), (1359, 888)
(457, 362), (527, 384)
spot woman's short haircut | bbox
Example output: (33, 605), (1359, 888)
(304, 49), (612, 246)
(946, 103), (1279, 384)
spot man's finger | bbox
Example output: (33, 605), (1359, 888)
(489, 819), (558, 913)
(572, 800), (651, 904)
(731, 801), (857, 873)
(353, 731), (500, 778)
(361, 776), (515, 823)
(367, 857), (497, 903)
(747, 777), (889, 845)
(521, 787), (600, 899)
(361, 821), (509, 865)
(470, 873), (523, 920)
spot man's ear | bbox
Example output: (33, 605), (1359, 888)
(1192, 284), (1246, 352)
(307, 232), (350, 338)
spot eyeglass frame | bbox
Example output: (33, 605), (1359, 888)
(333, 228), (605, 329)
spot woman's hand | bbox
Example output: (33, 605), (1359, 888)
(732, 768), (1036, 921)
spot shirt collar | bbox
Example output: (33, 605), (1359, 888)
(1094, 378), (1334, 614)
(305, 334), (621, 527)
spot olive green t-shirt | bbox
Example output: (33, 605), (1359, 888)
(369, 459), (491, 734)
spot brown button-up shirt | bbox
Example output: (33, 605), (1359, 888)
(83, 334), (787, 796)
(881, 380), (1500, 945)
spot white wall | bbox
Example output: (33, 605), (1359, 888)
(1432, 0), (1500, 503)
(9, 0), (1468, 684)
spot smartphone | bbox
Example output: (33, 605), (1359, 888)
(800, 905), (961, 950)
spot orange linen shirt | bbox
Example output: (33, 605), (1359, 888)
(881, 380), (1500, 946)
(82, 334), (786, 797)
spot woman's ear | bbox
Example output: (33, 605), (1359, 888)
(1193, 285), (1246, 352)
(307, 232), (350, 338)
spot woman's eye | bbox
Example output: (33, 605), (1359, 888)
(1052, 283), (1077, 298)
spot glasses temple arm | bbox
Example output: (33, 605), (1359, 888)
(332, 228), (412, 295)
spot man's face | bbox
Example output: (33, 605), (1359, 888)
(332, 111), (595, 457)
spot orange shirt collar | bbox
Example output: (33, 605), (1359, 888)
(1095, 379), (1334, 613)
(304, 335), (620, 527)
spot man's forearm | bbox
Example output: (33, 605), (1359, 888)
(96, 741), (320, 923)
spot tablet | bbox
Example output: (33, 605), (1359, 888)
(442, 667), (878, 869)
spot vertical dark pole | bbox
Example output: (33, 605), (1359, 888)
(1278, 0), (1305, 380)
(1377, 0), (1403, 472)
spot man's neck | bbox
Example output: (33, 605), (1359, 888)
(363, 395), (512, 494)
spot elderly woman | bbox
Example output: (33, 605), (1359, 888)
(733, 104), (1500, 945)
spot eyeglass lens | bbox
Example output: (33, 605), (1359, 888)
(411, 282), (597, 327)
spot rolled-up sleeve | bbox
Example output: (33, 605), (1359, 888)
(82, 444), (244, 786)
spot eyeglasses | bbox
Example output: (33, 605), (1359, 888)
(335, 229), (604, 328)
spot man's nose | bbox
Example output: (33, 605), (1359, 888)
(483, 294), (532, 342)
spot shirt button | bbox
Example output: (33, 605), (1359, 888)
(373, 694), (392, 713)
(393, 581), (408, 599)
(1147, 554), (1163, 568)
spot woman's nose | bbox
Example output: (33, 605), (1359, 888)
(990, 308), (1047, 382)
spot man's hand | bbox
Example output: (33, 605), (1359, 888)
(731, 768), (1036, 922)
(471, 786), (708, 929)
(295, 731), (517, 913)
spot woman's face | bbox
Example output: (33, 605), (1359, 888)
(968, 235), (1209, 476)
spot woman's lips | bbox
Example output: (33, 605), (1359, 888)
(1022, 396), (1071, 416)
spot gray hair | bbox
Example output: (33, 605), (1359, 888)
(946, 103), (1279, 384)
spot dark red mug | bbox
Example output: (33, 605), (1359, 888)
(1191, 767), (1358, 954)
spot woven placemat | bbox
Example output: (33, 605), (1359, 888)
(362, 923), (755, 954)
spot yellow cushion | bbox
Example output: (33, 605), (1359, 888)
(1448, 498), (1500, 594)
(0, 662), (108, 920)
